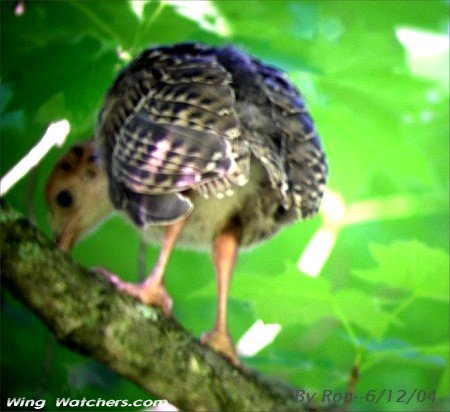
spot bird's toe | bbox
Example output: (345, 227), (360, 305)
(200, 329), (241, 366)
(92, 266), (122, 283)
(137, 282), (173, 316)
(94, 267), (173, 316)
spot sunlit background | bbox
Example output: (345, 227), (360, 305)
(1, 1), (449, 411)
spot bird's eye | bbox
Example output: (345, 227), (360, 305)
(55, 189), (74, 208)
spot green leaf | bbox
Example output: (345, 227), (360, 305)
(437, 367), (450, 397)
(191, 264), (333, 326)
(354, 241), (450, 302)
(0, 83), (13, 113)
(332, 289), (391, 339)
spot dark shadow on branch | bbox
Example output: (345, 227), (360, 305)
(0, 200), (333, 411)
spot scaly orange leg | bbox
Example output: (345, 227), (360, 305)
(201, 230), (240, 365)
(106, 218), (187, 315)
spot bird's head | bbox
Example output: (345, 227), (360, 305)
(45, 140), (114, 251)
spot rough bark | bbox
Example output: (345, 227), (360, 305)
(0, 200), (322, 411)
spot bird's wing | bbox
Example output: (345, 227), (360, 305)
(100, 46), (249, 225)
(255, 62), (327, 218)
(217, 47), (327, 219)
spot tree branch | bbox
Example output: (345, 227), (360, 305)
(0, 200), (320, 411)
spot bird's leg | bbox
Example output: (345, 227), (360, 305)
(201, 229), (240, 365)
(107, 218), (187, 315)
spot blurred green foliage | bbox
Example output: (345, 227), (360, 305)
(1, 1), (448, 411)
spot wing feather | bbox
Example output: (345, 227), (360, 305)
(215, 48), (327, 218)
(96, 43), (326, 226)
(97, 44), (249, 226)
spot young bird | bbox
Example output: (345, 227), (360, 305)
(45, 43), (327, 364)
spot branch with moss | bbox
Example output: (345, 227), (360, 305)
(0, 200), (326, 411)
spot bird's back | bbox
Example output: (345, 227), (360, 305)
(96, 43), (327, 247)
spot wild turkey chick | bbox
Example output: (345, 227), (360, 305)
(45, 42), (327, 364)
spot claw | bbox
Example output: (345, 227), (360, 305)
(201, 329), (241, 366)
(92, 267), (173, 316)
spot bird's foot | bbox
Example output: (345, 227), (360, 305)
(93, 267), (173, 316)
(200, 329), (241, 366)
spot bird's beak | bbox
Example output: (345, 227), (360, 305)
(54, 216), (80, 252)
(55, 229), (75, 252)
